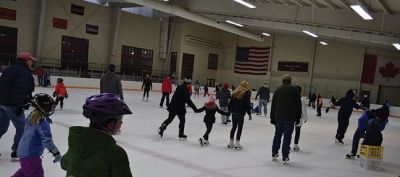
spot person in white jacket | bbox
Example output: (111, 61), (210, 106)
(293, 86), (308, 151)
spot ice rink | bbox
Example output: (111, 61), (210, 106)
(1, 87), (399, 177)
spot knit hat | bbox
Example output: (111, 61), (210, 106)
(184, 75), (191, 84)
(108, 64), (115, 72)
(204, 96), (216, 108)
(375, 107), (389, 119)
(223, 83), (229, 89)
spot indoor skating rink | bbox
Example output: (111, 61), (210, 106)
(1, 87), (399, 177)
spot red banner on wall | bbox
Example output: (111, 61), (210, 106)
(0, 7), (16, 21)
(53, 17), (67, 29)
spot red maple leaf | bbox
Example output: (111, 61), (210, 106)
(379, 61), (400, 82)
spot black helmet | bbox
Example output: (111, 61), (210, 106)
(57, 78), (63, 83)
(31, 93), (55, 117)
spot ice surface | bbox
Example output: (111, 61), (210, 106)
(1, 87), (399, 177)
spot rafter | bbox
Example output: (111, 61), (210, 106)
(275, 0), (291, 5)
(376, 0), (392, 15)
(356, 0), (374, 13)
(339, 0), (352, 10)
(290, 0), (306, 7)
(322, 0), (339, 9)
(307, 0), (324, 8)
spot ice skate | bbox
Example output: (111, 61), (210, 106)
(203, 140), (209, 146)
(227, 140), (234, 149)
(158, 125), (166, 138)
(272, 153), (279, 161)
(345, 153), (356, 159)
(335, 138), (344, 145)
(146, 98), (149, 102)
(234, 141), (242, 150)
(226, 119), (231, 123)
(293, 144), (300, 151)
(199, 138), (204, 147)
(11, 151), (18, 161)
(179, 134), (187, 141)
(282, 157), (290, 165)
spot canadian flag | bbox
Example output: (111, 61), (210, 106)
(361, 55), (400, 86)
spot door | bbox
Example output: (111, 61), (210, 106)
(0, 25), (17, 66)
(181, 53), (194, 79)
(169, 52), (177, 77)
(61, 35), (89, 72)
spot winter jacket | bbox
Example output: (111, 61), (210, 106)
(195, 105), (229, 124)
(255, 85), (270, 100)
(204, 85), (208, 92)
(142, 78), (152, 91)
(363, 118), (387, 146)
(334, 90), (361, 120)
(317, 95), (323, 107)
(55, 82), (67, 97)
(100, 72), (123, 100)
(17, 114), (58, 158)
(161, 77), (172, 93)
(218, 88), (231, 107)
(360, 97), (370, 109)
(187, 84), (193, 94)
(228, 91), (251, 116)
(61, 126), (132, 177)
(167, 83), (197, 114)
(0, 60), (34, 108)
(270, 84), (301, 123)
(296, 96), (308, 127)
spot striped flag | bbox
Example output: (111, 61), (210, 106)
(234, 47), (270, 75)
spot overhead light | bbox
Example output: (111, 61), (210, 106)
(163, 0), (169, 1)
(234, 0), (256, 8)
(225, 20), (244, 27)
(320, 41), (328, 45)
(302, 30), (318, 38)
(262, 32), (271, 37)
(393, 43), (400, 50)
(350, 4), (373, 20)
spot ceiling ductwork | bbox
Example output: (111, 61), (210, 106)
(103, 0), (264, 42)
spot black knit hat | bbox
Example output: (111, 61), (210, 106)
(108, 64), (115, 72)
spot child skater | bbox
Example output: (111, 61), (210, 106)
(195, 96), (230, 147)
(12, 93), (61, 177)
(53, 78), (68, 109)
(293, 86), (308, 151)
(61, 93), (133, 177)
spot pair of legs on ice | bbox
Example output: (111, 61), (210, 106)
(158, 112), (187, 139)
(227, 114), (244, 150)
(55, 96), (64, 109)
(335, 115), (351, 144)
(142, 89), (150, 101)
(159, 92), (170, 107)
(0, 105), (25, 158)
(220, 107), (231, 124)
(272, 121), (295, 162)
(257, 99), (268, 116)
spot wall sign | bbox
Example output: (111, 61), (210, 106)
(278, 61), (309, 72)
(53, 17), (68, 29)
(0, 7), (16, 21)
(71, 4), (84, 16)
(86, 24), (98, 35)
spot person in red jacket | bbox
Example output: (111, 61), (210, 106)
(160, 75), (172, 108)
(53, 78), (68, 109)
(187, 83), (193, 97)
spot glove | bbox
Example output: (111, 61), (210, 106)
(325, 107), (330, 114)
(53, 92), (56, 97)
(295, 119), (300, 126)
(65, 93), (68, 99)
(51, 149), (61, 163)
(270, 118), (276, 125)
(248, 114), (252, 120)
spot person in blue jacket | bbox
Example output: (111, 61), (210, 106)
(345, 106), (389, 159)
(0, 52), (36, 159)
(11, 93), (61, 177)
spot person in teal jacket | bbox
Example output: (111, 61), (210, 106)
(61, 93), (133, 177)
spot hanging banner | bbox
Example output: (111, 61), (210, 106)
(86, 24), (98, 35)
(278, 61), (309, 72)
(0, 7), (16, 21)
(71, 4), (84, 16)
(53, 17), (68, 29)
(361, 55), (400, 86)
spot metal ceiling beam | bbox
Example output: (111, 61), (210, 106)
(339, 0), (352, 10)
(376, 0), (393, 15)
(307, 0), (324, 8)
(356, 0), (374, 13)
(322, 0), (339, 9)
(290, 0), (306, 7)
(269, 0), (284, 5)
(275, 0), (291, 5)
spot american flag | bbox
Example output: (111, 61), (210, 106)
(234, 47), (270, 75)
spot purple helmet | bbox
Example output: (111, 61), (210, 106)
(83, 93), (132, 124)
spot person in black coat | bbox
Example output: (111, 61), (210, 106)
(334, 89), (361, 144)
(158, 76), (197, 140)
(195, 96), (229, 146)
(141, 74), (153, 101)
(0, 52), (36, 158)
(360, 94), (370, 110)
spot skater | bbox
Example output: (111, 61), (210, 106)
(53, 78), (68, 109)
(270, 74), (301, 163)
(334, 89), (361, 144)
(311, 92), (316, 109)
(255, 81), (270, 116)
(203, 84), (209, 97)
(100, 64), (124, 100)
(362, 108), (389, 146)
(12, 93), (61, 177)
(214, 83), (221, 98)
(219, 83), (231, 124)
(0, 52), (36, 159)
(142, 74), (152, 101)
(195, 96), (230, 147)
(227, 80), (251, 150)
(160, 75), (172, 108)
(360, 94), (370, 110)
(61, 93), (133, 177)
(316, 93), (323, 116)
(34, 66), (44, 86)
(194, 80), (201, 98)
(158, 75), (197, 140)
(345, 106), (389, 159)
(293, 86), (308, 152)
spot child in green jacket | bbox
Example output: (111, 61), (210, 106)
(61, 93), (133, 177)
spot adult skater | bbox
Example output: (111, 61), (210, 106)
(203, 84), (209, 97)
(142, 74), (152, 101)
(293, 86), (308, 151)
(0, 52), (36, 159)
(334, 89), (361, 144)
(194, 80), (201, 98)
(158, 75), (197, 140)
(159, 75), (172, 108)
(219, 83), (231, 124)
(255, 81), (270, 116)
(316, 93), (323, 116)
(270, 74), (301, 163)
(360, 94), (370, 110)
(227, 81), (251, 150)
(100, 64), (124, 100)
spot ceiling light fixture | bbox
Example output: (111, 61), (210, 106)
(320, 41), (328, 45)
(234, 0), (256, 8)
(225, 20), (244, 27)
(350, 4), (373, 20)
(262, 32), (270, 37)
(302, 30), (318, 38)
(393, 43), (400, 50)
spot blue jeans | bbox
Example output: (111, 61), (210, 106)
(351, 128), (364, 154)
(258, 99), (268, 115)
(0, 105), (26, 151)
(272, 121), (295, 158)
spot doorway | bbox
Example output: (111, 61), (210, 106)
(181, 53), (194, 79)
(61, 35), (89, 72)
(0, 25), (17, 66)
